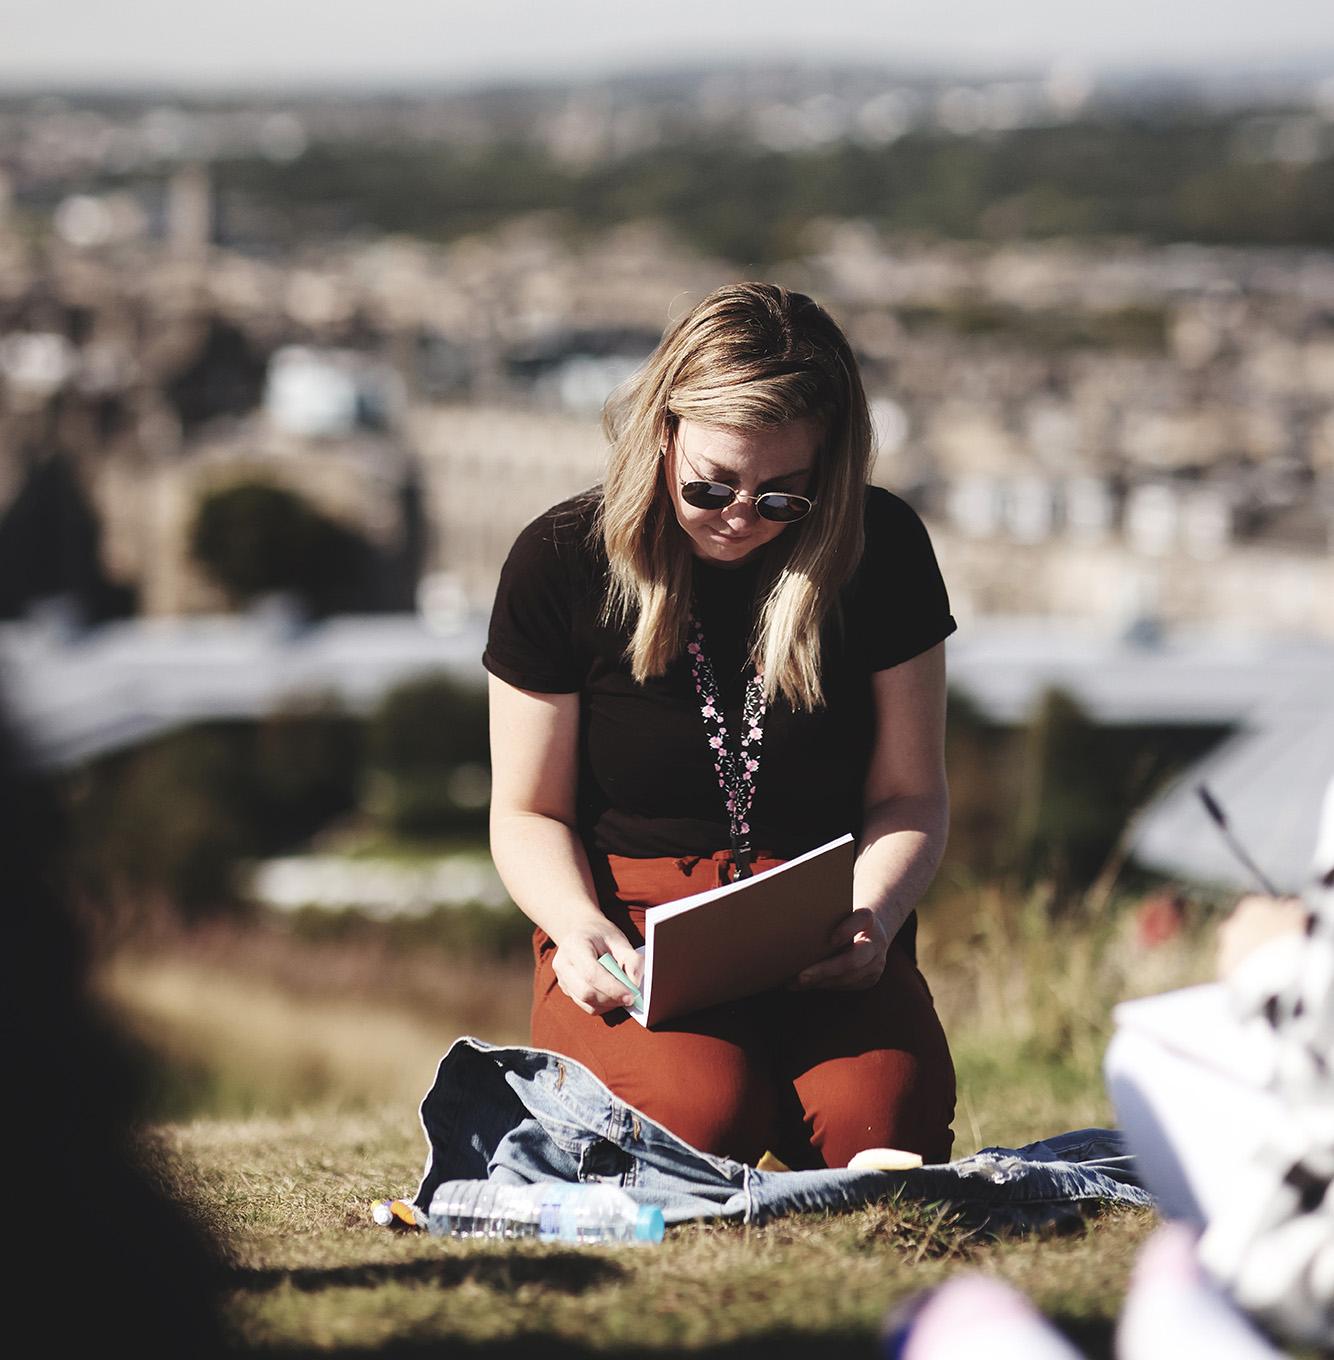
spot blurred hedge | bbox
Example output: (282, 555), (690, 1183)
(63, 670), (1227, 932)
(365, 672), (491, 835)
(69, 698), (364, 922)
(66, 672), (496, 925)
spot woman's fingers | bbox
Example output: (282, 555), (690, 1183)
(793, 909), (890, 989)
(560, 967), (630, 1014)
(553, 934), (639, 1013)
(825, 911), (864, 951)
(793, 933), (885, 990)
(608, 940), (644, 989)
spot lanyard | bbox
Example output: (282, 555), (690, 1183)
(687, 611), (767, 880)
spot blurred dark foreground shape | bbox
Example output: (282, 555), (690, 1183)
(0, 695), (227, 1353)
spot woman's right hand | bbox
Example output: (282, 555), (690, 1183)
(551, 921), (644, 1015)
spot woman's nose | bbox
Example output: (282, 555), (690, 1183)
(723, 494), (759, 527)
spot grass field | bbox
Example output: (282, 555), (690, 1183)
(101, 891), (1216, 1357)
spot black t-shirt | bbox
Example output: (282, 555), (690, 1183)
(484, 485), (956, 861)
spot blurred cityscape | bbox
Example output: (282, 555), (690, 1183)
(2, 63), (1332, 913)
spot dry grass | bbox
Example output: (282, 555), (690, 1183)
(925, 884), (1214, 1152)
(141, 1110), (1156, 1358)
(100, 895), (1216, 1355)
(96, 917), (531, 1118)
(96, 892), (1215, 1146)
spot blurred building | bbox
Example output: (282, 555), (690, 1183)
(408, 402), (603, 608)
(1, 88), (1333, 638)
(1, 82), (1331, 909)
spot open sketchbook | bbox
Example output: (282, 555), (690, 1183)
(615, 833), (855, 1028)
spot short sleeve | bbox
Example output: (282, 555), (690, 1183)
(483, 506), (586, 693)
(857, 487), (957, 671)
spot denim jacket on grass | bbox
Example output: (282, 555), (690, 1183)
(410, 1037), (1151, 1235)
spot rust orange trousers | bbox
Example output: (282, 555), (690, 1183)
(531, 849), (957, 1170)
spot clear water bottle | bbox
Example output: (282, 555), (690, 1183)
(426, 1179), (664, 1245)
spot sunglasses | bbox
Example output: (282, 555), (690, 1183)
(673, 444), (817, 523)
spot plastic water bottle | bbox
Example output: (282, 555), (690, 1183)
(426, 1180), (665, 1245)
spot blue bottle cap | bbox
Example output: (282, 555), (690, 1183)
(635, 1205), (665, 1243)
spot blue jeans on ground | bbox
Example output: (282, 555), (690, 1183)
(411, 1037), (1151, 1235)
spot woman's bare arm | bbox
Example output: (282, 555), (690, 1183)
(795, 641), (949, 990)
(488, 674), (642, 1013)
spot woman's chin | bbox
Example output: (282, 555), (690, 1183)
(697, 535), (766, 567)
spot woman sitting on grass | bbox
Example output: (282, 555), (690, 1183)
(483, 282), (957, 1170)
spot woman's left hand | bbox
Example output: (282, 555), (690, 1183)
(791, 908), (891, 991)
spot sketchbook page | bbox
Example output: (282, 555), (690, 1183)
(641, 834), (855, 1028)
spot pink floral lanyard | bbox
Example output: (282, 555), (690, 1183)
(686, 610), (767, 880)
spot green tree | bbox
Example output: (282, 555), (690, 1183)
(70, 707), (363, 923)
(0, 452), (136, 622)
(189, 480), (375, 616)
(71, 729), (254, 921)
(366, 672), (490, 836)
(1014, 688), (1123, 903)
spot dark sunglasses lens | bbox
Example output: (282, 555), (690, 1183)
(756, 494), (812, 523)
(681, 480), (735, 510)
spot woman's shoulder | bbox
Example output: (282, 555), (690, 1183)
(519, 487), (603, 542)
(844, 484), (956, 662)
(486, 490), (605, 691)
(862, 483), (930, 537)
(504, 488), (605, 572)
(857, 484), (942, 572)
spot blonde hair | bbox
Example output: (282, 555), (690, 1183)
(599, 282), (873, 711)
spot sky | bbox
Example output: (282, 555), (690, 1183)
(2, 0), (1333, 90)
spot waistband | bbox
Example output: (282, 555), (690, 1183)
(600, 848), (788, 905)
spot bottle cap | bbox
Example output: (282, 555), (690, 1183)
(635, 1205), (665, 1243)
(374, 1197), (423, 1229)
